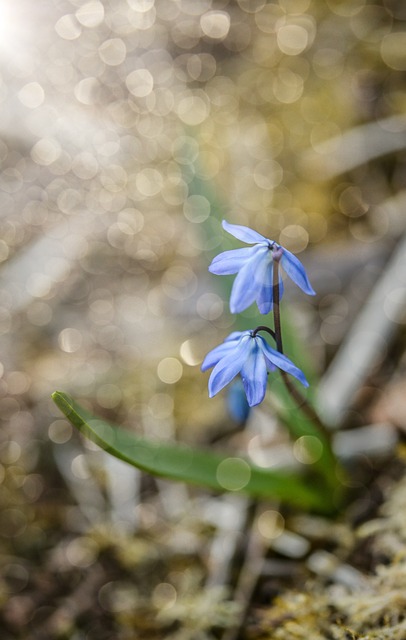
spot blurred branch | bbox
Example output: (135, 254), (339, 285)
(301, 115), (406, 179)
(318, 229), (406, 427)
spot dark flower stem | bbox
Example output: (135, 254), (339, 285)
(272, 262), (283, 354)
(252, 325), (276, 341)
(272, 259), (331, 440)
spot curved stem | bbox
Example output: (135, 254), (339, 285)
(252, 325), (276, 341)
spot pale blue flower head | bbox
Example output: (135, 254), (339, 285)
(201, 330), (308, 407)
(209, 220), (315, 314)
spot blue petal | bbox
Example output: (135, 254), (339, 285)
(258, 338), (309, 387)
(222, 220), (268, 245)
(201, 331), (246, 371)
(201, 342), (238, 371)
(257, 272), (285, 314)
(209, 246), (260, 275)
(255, 262), (274, 314)
(279, 277), (284, 300)
(229, 246), (270, 313)
(240, 344), (268, 406)
(208, 336), (253, 397)
(225, 331), (247, 342)
(280, 249), (315, 296)
(227, 380), (251, 423)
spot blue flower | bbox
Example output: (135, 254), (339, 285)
(201, 330), (308, 407)
(227, 380), (251, 424)
(209, 220), (315, 314)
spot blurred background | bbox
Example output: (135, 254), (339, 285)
(1, 0), (406, 638)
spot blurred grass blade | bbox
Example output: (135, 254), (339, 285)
(52, 391), (333, 513)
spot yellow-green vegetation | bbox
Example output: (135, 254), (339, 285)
(247, 462), (406, 639)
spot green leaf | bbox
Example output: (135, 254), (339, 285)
(52, 391), (333, 513)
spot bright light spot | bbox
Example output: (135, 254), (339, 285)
(126, 68), (154, 97)
(1, 441), (21, 464)
(293, 436), (323, 465)
(135, 167), (162, 196)
(25, 273), (52, 298)
(200, 11), (230, 40)
(183, 195), (211, 223)
(383, 287), (406, 324)
(277, 25), (309, 56)
(18, 82), (45, 108)
(279, 225), (309, 253)
(152, 583), (177, 611)
(127, 0), (155, 11)
(76, 1), (105, 28)
(96, 384), (122, 409)
(72, 152), (99, 180)
(31, 138), (62, 166)
(58, 328), (83, 353)
(257, 510), (285, 540)
(55, 14), (82, 40)
(48, 420), (73, 444)
(196, 293), (223, 321)
(381, 33), (406, 70)
(71, 454), (91, 480)
(0, 240), (9, 262)
(98, 38), (127, 66)
(157, 358), (183, 384)
(177, 95), (209, 125)
(66, 537), (97, 568)
(7, 371), (31, 394)
(74, 77), (100, 105)
(216, 457), (251, 491)
(179, 339), (201, 366)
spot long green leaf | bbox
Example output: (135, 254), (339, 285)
(52, 391), (333, 513)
